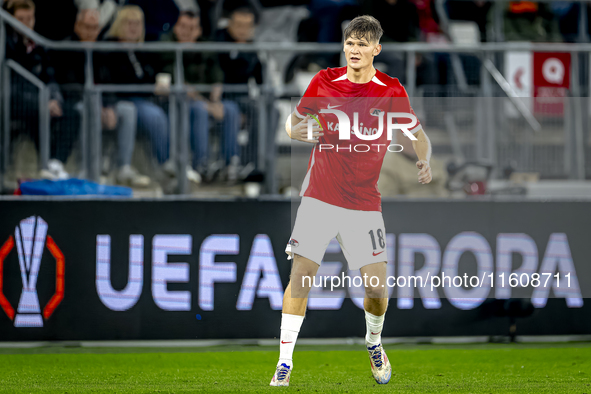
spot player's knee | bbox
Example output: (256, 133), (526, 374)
(364, 284), (386, 300)
(290, 255), (319, 280)
(288, 268), (315, 299)
(290, 266), (316, 285)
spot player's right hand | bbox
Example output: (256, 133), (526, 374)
(291, 115), (324, 144)
(416, 160), (432, 184)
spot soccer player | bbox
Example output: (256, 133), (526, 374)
(269, 15), (433, 387)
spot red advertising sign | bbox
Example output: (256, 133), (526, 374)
(533, 52), (570, 116)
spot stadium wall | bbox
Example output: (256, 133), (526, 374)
(0, 199), (589, 341)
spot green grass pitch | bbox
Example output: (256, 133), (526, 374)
(0, 342), (590, 393)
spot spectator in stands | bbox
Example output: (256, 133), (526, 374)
(4, 0), (62, 117)
(3, 0), (75, 179)
(161, 11), (241, 177)
(379, 133), (448, 197)
(74, 0), (125, 40)
(215, 6), (262, 84)
(495, 1), (561, 42)
(127, 0), (199, 41)
(54, 9), (149, 187)
(214, 6), (264, 180)
(214, 0), (262, 29)
(96, 6), (171, 178)
(53, 9), (101, 85)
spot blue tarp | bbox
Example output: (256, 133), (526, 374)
(20, 179), (133, 197)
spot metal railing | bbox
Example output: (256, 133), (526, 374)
(0, 8), (278, 194)
(3, 59), (51, 171)
(1, 7), (591, 196)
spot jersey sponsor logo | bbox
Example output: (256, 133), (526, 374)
(372, 251), (384, 256)
(325, 121), (381, 137)
(370, 108), (384, 116)
(326, 122), (339, 132)
(355, 127), (380, 136)
(289, 239), (299, 248)
(0, 216), (65, 328)
(326, 103), (342, 109)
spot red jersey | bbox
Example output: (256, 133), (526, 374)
(295, 67), (422, 212)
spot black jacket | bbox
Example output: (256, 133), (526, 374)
(95, 37), (162, 103)
(5, 29), (62, 102)
(214, 28), (263, 85)
(52, 33), (99, 87)
(160, 32), (224, 85)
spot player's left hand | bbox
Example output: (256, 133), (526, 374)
(416, 160), (432, 184)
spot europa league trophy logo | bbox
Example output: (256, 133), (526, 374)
(14, 216), (48, 327)
(0, 216), (64, 327)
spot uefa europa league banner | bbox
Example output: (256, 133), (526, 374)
(0, 199), (590, 341)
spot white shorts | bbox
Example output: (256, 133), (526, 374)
(285, 197), (388, 271)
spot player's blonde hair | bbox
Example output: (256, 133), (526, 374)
(343, 15), (383, 44)
(107, 5), (145, 42)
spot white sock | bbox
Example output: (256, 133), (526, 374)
(365, 310), (385, 346)
(278, 313), (304, 366)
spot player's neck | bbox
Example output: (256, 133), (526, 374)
(346, 65), (376, 84)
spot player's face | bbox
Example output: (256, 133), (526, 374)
(343, 36), (381, 71)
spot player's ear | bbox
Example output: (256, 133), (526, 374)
(374, 44), (382, 57)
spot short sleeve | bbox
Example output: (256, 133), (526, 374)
(391, 87), (423, 135)
(407, 106), (423, 135)
(294, 71), (323, 119)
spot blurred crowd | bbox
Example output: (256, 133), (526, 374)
(288, 0), (589, 86)
(3, 0), (266, 188)
(1, 0), (590, 192)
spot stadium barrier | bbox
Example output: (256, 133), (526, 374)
(0, 10), (276, 195)
(2, 60), (51, 181)
(0, 198), (588, 340)
(1, 8), (591, 196)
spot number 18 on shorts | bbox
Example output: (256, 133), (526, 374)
(285, 197), (388, 271)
